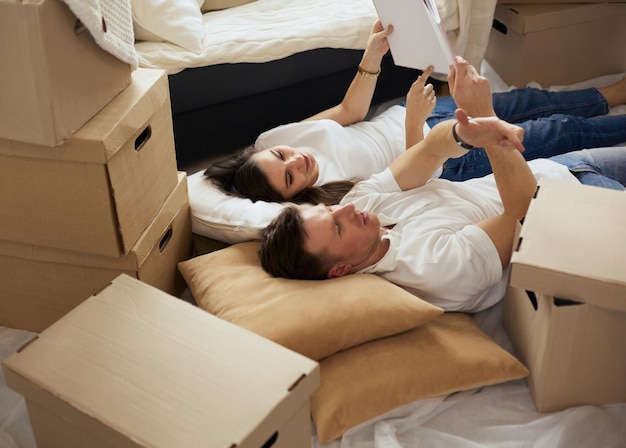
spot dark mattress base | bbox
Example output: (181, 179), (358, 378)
(168, 49), (429, 170)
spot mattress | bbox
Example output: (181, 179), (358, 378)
(135, 0), (380, 75)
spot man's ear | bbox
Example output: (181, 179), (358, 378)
(327, 263), (351, 279)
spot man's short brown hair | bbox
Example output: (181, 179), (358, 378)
(259, 206), (329, 280)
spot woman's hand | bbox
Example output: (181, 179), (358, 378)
(405, 66), (436, 147)
(360, 20), (392, 73)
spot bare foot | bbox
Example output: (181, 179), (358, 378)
(448, 57), (496, 118)
(598, 76), (626, 108)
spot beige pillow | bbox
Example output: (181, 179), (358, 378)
(201, 0), (256, 11)
(178, 242), (443, 360)
(312, 313), (530, 443)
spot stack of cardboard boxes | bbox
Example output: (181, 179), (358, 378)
(0, 0), (193, 332)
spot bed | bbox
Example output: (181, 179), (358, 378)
(131, 0), (498, 168)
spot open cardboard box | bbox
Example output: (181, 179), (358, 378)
(2, 274), (320, 448)
(504, 178), (626, 412)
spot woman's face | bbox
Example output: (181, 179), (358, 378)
(252, 146), (320, 200)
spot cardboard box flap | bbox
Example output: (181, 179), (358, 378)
(510, 179), (626, 312)
(495, 3), (626, 35)
(0, 68), (168, 164)
(3, 275), (319, 448)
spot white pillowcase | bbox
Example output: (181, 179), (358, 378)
(132, 0), (204, 53)
(188, 170), (305, 244)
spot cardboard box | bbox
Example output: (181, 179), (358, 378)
(503, 179), (626, 412)
(498, 0), (626, 3)
(485, 3), (626, 87)
(0, 0), (132, 146)
(0, 68), (179, 257)
(0, 173), (192, 332)
(3, 274), (320, 448)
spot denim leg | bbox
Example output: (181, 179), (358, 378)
(550, 148), (626, 191)
(426, 87), (609, 129)
(440, 114), (626, 181)
(491, 88), (609, 122)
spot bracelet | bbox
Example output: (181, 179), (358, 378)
(452, 121), (477, 150)
(357, 65), (381, 79)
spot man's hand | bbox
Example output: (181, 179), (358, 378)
(454, 108), (525, 153)
(448, 57), (496, 118)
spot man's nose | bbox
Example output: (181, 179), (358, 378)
(333, 203), (355, 216)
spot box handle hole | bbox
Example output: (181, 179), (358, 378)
(524, 290), (538, 311)
(159, 227), (173, 252)
(261, 432), (278, 448)
(492, 19), (507, 35)
(74, 19), (87, 35)
(135, 126), (152, 151)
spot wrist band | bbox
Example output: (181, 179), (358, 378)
(452, 121), (477, 150)
(357, 65), (381, 79)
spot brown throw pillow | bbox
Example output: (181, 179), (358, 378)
(311, 313), (530, 443)
(178, 242), (443, 360)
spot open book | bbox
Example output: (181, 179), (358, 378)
(372, 0), (455, 74)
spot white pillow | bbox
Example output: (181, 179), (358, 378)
(188, 170), (303, 244)
(131, 0), (204, 53)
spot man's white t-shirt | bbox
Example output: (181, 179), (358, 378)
(343, 159), (579, 313)
(255, 105), (438, 184)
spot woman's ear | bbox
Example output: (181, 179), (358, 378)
(327, 263), (352, 279)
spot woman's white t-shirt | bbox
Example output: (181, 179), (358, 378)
(255, 105), (433, 184)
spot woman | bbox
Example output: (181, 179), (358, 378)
(206, 21), (626, 205)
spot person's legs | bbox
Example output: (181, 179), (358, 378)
(550, 147), (626, 191)
(440, 114), (626, 181)
(491, 88), (609, 122)
(426, 87), (611, 129)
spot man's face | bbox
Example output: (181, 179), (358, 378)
(301, 203), (383, 276)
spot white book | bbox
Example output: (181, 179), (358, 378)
(372, 0), (455, 74)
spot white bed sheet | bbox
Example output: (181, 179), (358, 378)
(135, 0), (380, 75)
(134, 0), (497, 76)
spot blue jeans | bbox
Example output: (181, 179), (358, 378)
(425, 88), (626, 181)
(550, 147), (626, 191)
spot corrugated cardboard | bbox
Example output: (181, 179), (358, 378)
(0, 173), (192, 333)
(498, 0), (626, 3)
(485, 3), (626, 86)
(0, 0), (131, 146)
(3, 274), (320, 448)
(0, 68), (179, 257)
(510, 179), (626, 310)
(504, 179), (626, 412)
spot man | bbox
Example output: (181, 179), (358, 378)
(259, 58), (626, 313)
